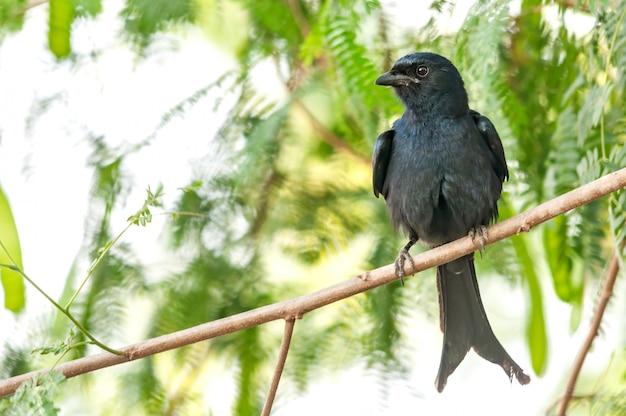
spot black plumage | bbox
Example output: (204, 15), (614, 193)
(372, 52), (530, 391)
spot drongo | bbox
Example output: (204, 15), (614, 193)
(372, 52), (530, 391)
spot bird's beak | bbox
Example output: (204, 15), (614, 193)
(375, 72), (417, 87)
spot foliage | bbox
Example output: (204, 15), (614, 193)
(0, 0), (625, 414)
(0, 371), (65, 416)
(0, 184), (24, 312)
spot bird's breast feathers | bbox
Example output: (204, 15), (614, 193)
(384, 116), (501, 242)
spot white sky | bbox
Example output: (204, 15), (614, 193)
(0, 1), (618, 415)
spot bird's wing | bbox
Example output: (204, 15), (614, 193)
(470, 110), (509, 182)
(372, 129), (394, 198)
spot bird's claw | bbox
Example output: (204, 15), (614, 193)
(469, 225), (488, 256)
(394, 248), (415, 286)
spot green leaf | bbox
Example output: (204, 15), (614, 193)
(5, 371), (65, 415)
(0, 0), (29, 32)
(0, 184), (25, 312)
(510, 232), (547, 375)
(543, 215), (575, 302)
(121, 0), (195, 47)
(75, 0), (101, 17)
(48, 0), (75, 58)
(577, 82), (614, 145)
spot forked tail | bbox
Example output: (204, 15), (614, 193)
(434, 254), (531, 392)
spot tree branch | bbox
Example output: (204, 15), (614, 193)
(293, 100), (371, 165)
(261, 318), (296, 416)
(557, 241), (624, 416)
(0, 168), (625, 398)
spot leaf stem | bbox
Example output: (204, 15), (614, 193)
(64, 223), (132, 311)
(0, 241), (123, 356)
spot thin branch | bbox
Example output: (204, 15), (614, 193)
(0, 168), (625, 398)
(66, 223), (133, 311)
(0, 247), (123, 356)
(286, 0), (311, 38)
(7, 0), (47, 19)
(261, 318), (296, 416)
(557, 241), (624, 416)
(22, 0), (47, 13)
(293, 100), (371, 165)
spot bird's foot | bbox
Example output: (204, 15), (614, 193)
(394, 248), (415, 286)
(469, 225), (488, 257)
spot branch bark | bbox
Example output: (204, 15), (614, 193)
(0, 168), (625, 398)
(557, 241), (624, 416)
(261, 318), (296, 416)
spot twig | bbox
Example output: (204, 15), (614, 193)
(0, 168), (625, 398)
(286, 0), (310, 38)
(7, 0), (47, 19)
(261, 318), (296, 416)
(20, 0), (47, 13)
(0, 247), (123, 356)
(66, 223), (133, 311)
(557, 242), (624, 416)
(292, 101), (371, 165)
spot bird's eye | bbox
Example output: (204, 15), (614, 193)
(416, 65), (429, 77)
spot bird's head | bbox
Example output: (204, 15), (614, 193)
(375, 52), (468, 116)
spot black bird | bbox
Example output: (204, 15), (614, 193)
(372, 52), (530, 392)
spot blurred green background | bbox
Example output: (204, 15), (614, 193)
(0, 0), (625, 414)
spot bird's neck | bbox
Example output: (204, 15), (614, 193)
(403, 102), (468, 121)
(399, 91), (468, 119)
